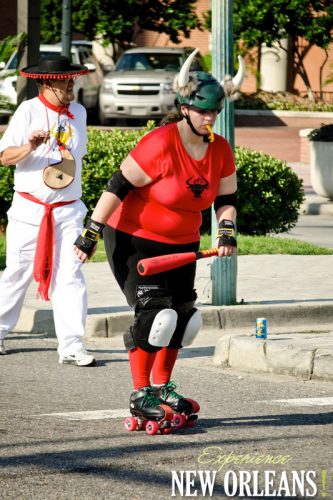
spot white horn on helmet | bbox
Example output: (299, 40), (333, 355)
(177, 48), (200, 88)
(221, 55), (246, 90)
(232, 55), (246, 89)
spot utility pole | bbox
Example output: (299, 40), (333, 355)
(16, 0), (40, 104)
(211, 0), (237, 305)
(61, 0), (72, 59)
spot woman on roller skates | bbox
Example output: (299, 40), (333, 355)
(75, 49), (244, 434)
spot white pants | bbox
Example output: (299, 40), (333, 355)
(0, 213), (87, 356)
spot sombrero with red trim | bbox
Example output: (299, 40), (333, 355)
(20, 55), (88, 79)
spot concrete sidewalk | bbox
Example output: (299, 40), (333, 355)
(7, 253), (333, 383)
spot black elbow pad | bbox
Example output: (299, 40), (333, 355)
(106, 171), (135, 200)
(214, 192), (238, 212)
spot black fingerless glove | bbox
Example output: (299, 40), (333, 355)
(216, 219), (237, 248)
(74, 218), (105, 257)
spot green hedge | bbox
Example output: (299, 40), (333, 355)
(0, 124), (304, 236)
(236, 91), (333, 112)
(0, 122), (155, 226)
(0, 160), (14, 229)
(235, 147), (304, 235)
(82, 122), (155, 213)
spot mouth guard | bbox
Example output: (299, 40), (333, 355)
(206, 124), (214, 142)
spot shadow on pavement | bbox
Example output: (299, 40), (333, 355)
(88, 306), (132, 314)
(3, 347), (56, 354)
(178, 346), (215, 358)
(204, 412), (333, 428)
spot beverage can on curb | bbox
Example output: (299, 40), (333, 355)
(256, 318), (267, 339)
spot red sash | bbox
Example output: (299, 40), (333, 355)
(18, 192), (76, 301)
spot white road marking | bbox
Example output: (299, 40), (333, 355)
(37, 397), (333, 421)
(259, 397), (333, 407)
(38, 409), (129, 420)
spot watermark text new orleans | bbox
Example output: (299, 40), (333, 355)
(170, 448), (320, 497)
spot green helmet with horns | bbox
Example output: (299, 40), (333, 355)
(176, 71), (225, 112)
(174, 49), (246, 113)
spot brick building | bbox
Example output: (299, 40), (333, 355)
(135, 0), (210, 57)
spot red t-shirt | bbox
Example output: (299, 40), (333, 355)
(108, 122), (235, 244)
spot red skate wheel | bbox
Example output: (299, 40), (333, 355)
(124, 416), (138, 432)
(145, 420), (159, 435)
(160, 427), (172, 435)
(185, 418), (197, 428)
(186, 398), (200, 413)
(172, 413), (187, 428)
(160, 404), (174, 421)
(139, 420), (147, 431)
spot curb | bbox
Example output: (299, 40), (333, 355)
(235, 109), (333, 119)
(302, 199), (333, 216)
(213, 333), (333, 382)
(14, 302), (333, 382)
(15, 300), (333, 338)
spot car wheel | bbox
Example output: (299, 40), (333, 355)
(77, 89), (84, 106)
(99, 111), (110, 126)
(87, 95), (100, 125)
(99, 111), (116, 126)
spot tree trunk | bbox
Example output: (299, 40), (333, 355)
(293, 39), (315, 101)
(319, 49), (329, 100)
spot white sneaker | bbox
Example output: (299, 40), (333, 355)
(59, 347), (95, 366)
(0, 340), (7, 355)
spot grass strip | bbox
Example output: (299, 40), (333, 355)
(0, 232), (332, 271)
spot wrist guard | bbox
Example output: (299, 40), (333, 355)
(216, 219), (237, 248)
(74, 218), (105, 257)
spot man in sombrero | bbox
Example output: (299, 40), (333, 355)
(0, 55), (96, 366)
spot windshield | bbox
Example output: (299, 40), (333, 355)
(39, 51), (77, 64)
(115, 53), (183, 72)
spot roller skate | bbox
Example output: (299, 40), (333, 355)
(124, 386), (174, 435)
(154, 381), (200, 429)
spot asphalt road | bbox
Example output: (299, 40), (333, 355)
(1, 334), (333, 499)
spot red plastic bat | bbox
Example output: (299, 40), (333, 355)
(137, 248), (219, 276)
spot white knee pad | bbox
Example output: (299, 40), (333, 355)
(181, 309), (202, 347)
(148, 309), (178, 347)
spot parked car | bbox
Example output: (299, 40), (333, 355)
(72, 39), (115, 74)
(0, 44), (104, 112)
(98, 47), (206, 124)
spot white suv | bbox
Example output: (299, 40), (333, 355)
(99, 47), (206, 124)
(0, 44), (103, 112)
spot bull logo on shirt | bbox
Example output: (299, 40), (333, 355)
(186, 175), (209, 199)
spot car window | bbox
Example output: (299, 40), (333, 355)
(183, 49), (206, 71)
(115, 53), (183, 72)
(190, 56), (205, 71)
(7, 53), (18, 70)
(40, 50), (77, 65)
(78, 48), (92, 65)
(5, 48), (83, 70)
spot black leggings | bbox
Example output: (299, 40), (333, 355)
(103, 226), (200, 308)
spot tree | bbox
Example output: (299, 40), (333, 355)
(0, 33), (27, 112)
(40, 0), (201, 56)
(232, 0), (333, 100)
(0, 33), (27, 66)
